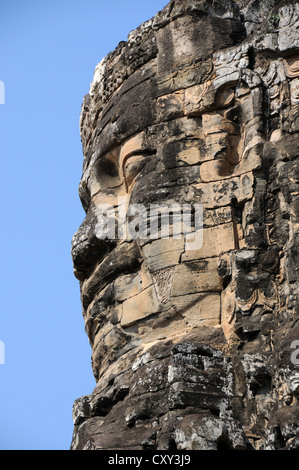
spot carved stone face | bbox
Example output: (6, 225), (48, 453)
(70, 0), (299, 452)
(72, 44), (268, 381)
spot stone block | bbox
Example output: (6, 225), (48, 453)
(171, 292), (221, 327)
(182, 223), (235, 261)
(157, 91), (185, 121)
(184, 83), (210, 115)
(193, 172), (254, 208)
(121, 285), (160, 328)
(142, 238), (185, 272)
(171, 259), (223, 296)
(114, 266), (152, 302)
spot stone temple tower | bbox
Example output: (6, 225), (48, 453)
(71, 0), (299, 450)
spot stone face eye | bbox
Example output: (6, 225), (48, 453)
(96, 155), (120, 185)
(97, 158), (119, 178)
(123, 154), (147, 190)
(89, 153), (122, 195)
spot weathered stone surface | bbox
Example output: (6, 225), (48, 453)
(171, 292), (221, 327)
(71, 0), (299, 451)
(181, 223), (236, 261)
(121, 285), (160, 328)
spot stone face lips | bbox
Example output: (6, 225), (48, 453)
(71, 0), (299, 450)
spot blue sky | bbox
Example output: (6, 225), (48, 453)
(0, 0), (167, 450)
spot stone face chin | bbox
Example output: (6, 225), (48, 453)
(71, 0), (299, 451)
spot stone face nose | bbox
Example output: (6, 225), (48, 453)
(71, 209), (115, 282)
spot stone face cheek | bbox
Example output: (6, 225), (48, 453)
(71, 0), (299, 451)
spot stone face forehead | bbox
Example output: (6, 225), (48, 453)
(86, 0), (242, 108)
(79, 0), (246, 173)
